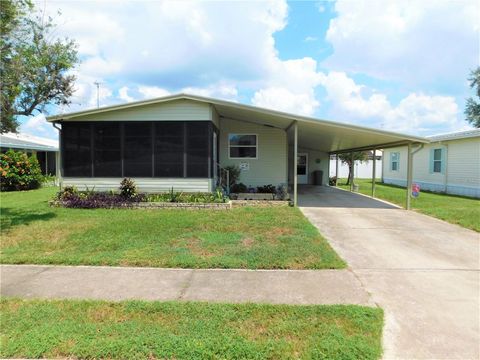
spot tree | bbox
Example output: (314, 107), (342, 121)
(465, 67), (480, 128)
(0, 0), (78, 133)
(338, 151), (369, 185)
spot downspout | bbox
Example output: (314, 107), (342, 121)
(410, 143), (424, 189)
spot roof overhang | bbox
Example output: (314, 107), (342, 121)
(47, 93), (429, 153)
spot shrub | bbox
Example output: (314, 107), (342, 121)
(0, 150), (43, 191)
(57, 185), (79, 201)
(119, 178), (137, 199)
(230, 182), (247, 193)
(146, 190), (226, 203)
(329, 176), (337, 186)
(276, 184), (289, 200)
(257, 184), (276, 194)
(223, 165), (240, 188)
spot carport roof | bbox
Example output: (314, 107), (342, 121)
(47, 93), (428, 153)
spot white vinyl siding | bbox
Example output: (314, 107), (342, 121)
(219, 117), (287, 187)
(382, 136), (480, 198)
(65, 99), (212, 122)
(61, 178), (212, 193)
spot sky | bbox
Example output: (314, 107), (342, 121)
(21, 0), (479, 140)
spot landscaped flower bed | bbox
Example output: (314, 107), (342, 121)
(51, 179), (228, 209)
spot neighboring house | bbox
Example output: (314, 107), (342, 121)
(383, 129), (480, 198)
(329, 153), (383, 179)
(0, 132), (59, 176)
(46, 93), (426, 203)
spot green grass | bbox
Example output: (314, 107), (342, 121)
(337, 179), (480, 232)
(0, 299), (383, 359)
(0, 187), (345, 269)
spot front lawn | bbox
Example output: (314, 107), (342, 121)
(0, 187), (345, 269)
(337, 179), (480, 232)
(0, 299), (383, 359)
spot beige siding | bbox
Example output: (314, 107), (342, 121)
(210, 105), (220, 128)
(288, 147), (329, 185)
(446, 138), (480, 188)
(219, 118), (287, 187)
(65, 99), (212, 121)
(382, 137), (480, 197)
(61, 178), (211, 193)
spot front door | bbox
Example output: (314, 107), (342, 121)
(297, 153), (308, 184)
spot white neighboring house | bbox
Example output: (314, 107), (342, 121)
(0, 132), (59, 176)
(383, 129), (480, 198)
(329, 153), (382, 179)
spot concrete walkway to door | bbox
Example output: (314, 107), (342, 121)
(299, 186), (480, 360)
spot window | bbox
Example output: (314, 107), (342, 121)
(93, 123), (121, 177)
(390, 152), (400, 172)
(229, 134), (257, 158)
(433, 149), (442, 173)
(154, 122), (184, 177)
(63, 123), (92, 177)
(431, 148), (444, 174)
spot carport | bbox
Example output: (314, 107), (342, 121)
(206, 96), (429, 209)
(283, 118), (428, 208)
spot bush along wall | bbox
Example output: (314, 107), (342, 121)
(52, 181), (228, 209)
(0, 150), (43, 191)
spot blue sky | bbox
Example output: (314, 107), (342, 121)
(22, 0), (479, 140)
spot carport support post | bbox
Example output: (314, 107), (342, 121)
(406, 142), (413, 210)
(293, 121), (298, 206)
(371, 149), (376, 197)
(335, 154), (339, 186)
(350, 152), (354, 192)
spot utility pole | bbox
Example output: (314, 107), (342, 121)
(94, 81), (101, 108)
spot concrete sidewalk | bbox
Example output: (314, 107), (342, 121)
(0, 265), (373, 306)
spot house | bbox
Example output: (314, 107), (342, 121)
(46, 93), (427, 205)
(382, 129), (480, 198)
(0, 132), (59, 176)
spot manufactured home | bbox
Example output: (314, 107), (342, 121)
(0, 132), (59, 176)
(383, 129), (480, 198)
(47, 93), (427, 205)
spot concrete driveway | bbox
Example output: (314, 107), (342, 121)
(300, 186), (480, 360)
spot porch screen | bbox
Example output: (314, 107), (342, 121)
(62, 123), (92, 177)
(61, 121), (213, 179)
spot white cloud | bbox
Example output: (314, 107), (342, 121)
(252, 87), (319, 115)
(252, 57), (324, 115)
(181, 82), (238, 101)
(304, 36), (317, 42)
(137, 86), (171, 99)
(118, 86), (134, 103)
(321, 72), (461, 134)
(324, 0), (479, 84)
(20, 113), (57, 139)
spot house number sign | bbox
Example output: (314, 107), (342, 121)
(239, 162), (250, 171)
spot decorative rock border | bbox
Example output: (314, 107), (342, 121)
(50, 200), (232, 210)
(133, 202), (231, 210)
(230, 200), (290, 208)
